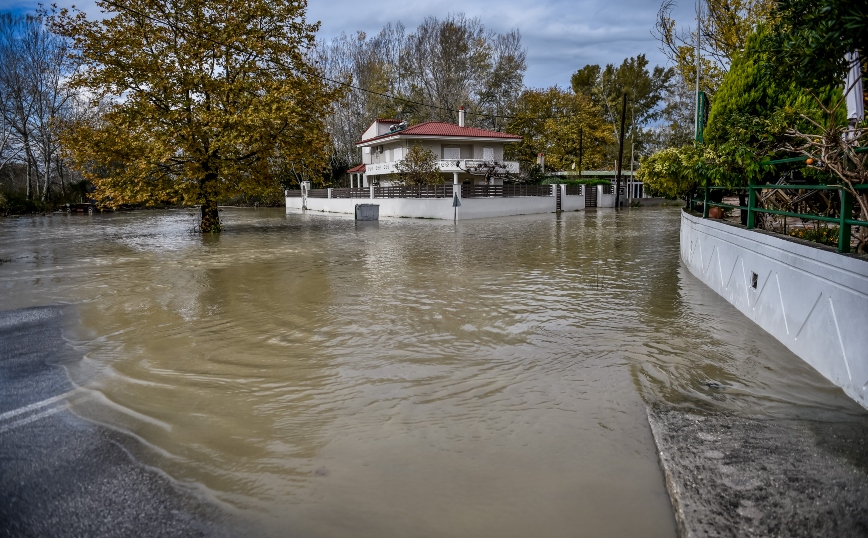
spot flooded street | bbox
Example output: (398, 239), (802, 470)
(1, 207), (863, 537)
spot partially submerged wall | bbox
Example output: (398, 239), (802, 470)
(680, 210), (868, 408)
(287, 195), (562, 220)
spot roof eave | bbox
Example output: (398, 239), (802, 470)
(357, 133), (521, 147)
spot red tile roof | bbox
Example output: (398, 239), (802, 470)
(358, 121), (522, 144)
(346, 164), (366, 173)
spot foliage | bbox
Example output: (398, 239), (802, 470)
(653, 0), (774, 93)
(316, 15), (526, 173)
(645, 76), (697, 152)
(765, 0), (868, 91)
(0, 12), (80, 202)
(50, 0), (342, 232)
(394, 145), (441, 186)
(708, 27), (844, 143)
(570, 54), (673, 157)
(505, 87), (612, 174)
(540, 177), (609, 186)
(636, 145), (722, 199)
(789, 224), (839, 247)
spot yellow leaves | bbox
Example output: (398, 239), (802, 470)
(50, 0), (342, 209)
(506, 87), (613, 172)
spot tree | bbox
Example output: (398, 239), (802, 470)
(316, 14), (527, 175)
(0, 13), (78, 203)
(571, 55), (673, 162)
(765, 0), (868, 91)
(505, 87), (612, 174)
(394, 144), (440, 186)
(763, 0), (868, 251)
(653, 0), (774, 93)
(645, 76), (696, 152)
(51, 0), (342, 232)
(636, 144), (721, 199)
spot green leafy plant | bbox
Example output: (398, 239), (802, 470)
(789, 224), (839, 246)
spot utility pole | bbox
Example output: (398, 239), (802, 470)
(694, 0), (702, 142)
(578, 126), (583, 178)
(615, 93), (627, 209)
(629, 142), (635, 202)
(629, 104), (635, 202)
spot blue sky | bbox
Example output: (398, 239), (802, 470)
(0, 0), (696, 88)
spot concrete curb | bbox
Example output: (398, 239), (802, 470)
(646, 406), (868, 537)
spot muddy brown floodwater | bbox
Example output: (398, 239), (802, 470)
(1, 207), (864, 537)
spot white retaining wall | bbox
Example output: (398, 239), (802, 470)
(286, 195), (562, 220)
(562, 195), (586, 211)
(680, 210), (868, 408)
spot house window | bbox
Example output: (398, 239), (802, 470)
(393, 147), (403, 161)
(483, 147), (494, 161)
(444, 147), (460, 160)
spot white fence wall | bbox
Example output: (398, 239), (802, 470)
(680, 210), (868, 408)
(287, 196), (559, 220)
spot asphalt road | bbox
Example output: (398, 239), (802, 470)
(0, 306), (232, 537)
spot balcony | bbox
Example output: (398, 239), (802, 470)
(365, 159), (520, 176)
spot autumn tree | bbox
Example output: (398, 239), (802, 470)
(50, 0), (341, 232)
(653, 0), (773, 93)
(317, 14), (526, 176)
(394, 144), (440, 186)
(571, 55), (673, 162)
(505, 87), (612, 174)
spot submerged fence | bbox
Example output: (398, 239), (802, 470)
(691, 183), (868, 253)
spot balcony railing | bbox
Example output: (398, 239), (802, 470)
(365, 159), (520, 175)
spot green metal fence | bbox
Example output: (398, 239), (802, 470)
(691, 182), (868, 253)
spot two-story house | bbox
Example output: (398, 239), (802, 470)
(350, 108), (522, 187)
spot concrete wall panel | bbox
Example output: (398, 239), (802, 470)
(681, 210), (868, 408)
(286, 195), (559, 220)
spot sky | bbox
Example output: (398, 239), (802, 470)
(0, 0), (697, 88)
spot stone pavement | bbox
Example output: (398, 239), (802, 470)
(647, 406), (868, 537)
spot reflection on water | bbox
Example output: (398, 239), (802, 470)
(1, 207), (864, 537)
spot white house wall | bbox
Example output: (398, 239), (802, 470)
(680, 210), (868, 409)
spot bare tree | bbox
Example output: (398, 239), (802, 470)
(0, 12), (78, 203)
(316, 14), (526, 175)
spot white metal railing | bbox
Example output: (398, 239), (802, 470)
(366, 159), (520, 175)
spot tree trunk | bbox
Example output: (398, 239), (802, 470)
(42, 155), (50, 202)
(199, 171), (221, 232)
(57, 156), (66, 196)
(25, 157), (31, 200)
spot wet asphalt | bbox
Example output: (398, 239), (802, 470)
(0, 306), (231, 537)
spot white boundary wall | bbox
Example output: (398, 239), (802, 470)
(287, 196), (567, 220)
(680, 210), (868, 408)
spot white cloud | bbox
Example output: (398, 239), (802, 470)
(308, 0), (696, 87)
(5, 0), (697, 87)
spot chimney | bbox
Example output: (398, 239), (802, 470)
(458, 106), (465, 127)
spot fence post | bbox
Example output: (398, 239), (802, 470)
(702, 180), (709, 218)
(370, 185), (375, 199)
(838, 188), (853, 253)
(746, 181), (756, 229)
(327, 188), (333, 199)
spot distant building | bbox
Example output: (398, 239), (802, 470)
(349, 108), (521, 188)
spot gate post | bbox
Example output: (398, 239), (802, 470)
(838, 188), (853, 253)
(746, 181), (756, 229)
